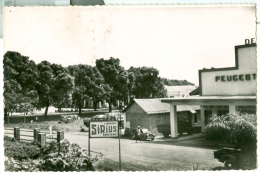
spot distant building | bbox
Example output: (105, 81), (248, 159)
(164, 85), (197, 98)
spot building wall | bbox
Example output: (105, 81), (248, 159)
(201, 46), (256, 96)
(126, 103), (202, 136)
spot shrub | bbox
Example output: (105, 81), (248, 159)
(206, 112), (257, 150)
(38, 139), (96, 171)
(5, 139), (99, 172)
(4, 137), (40, 160)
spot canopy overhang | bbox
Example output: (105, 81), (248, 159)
(161, 96), (257, 106)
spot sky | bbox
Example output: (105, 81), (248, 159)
(3, 5), (256, 85)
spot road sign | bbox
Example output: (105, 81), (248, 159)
(89, 120), (119, 138)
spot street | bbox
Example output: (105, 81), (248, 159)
(65, 132), (223, 171)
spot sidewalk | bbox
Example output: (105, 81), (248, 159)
(154, 133), (233, 150)
(156, 133), (206, 142)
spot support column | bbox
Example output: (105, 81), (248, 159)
(170, 104), (178, 138)
(200, 106), (206, 132)
(229, 104), (236, 114)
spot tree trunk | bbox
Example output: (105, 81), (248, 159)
(109, 99), (112, 112)
(79, 106), (82, 116)
(44, 106), (49, 118)
(4, 108), (8, 124)
(94, 101), (97, 111)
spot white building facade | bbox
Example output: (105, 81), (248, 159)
(161, 41), (257, 138)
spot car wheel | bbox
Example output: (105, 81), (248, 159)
(130, 134), (135, 140)
(224, 158), (236, 170)
(151, 138), (154, 141)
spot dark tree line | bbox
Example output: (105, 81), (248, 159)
(3, 52), (194, 118)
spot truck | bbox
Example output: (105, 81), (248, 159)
(157, 116), (196, 137)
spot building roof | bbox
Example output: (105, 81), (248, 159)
(189, 87), (200, 96)
(126, 98), (200, 114)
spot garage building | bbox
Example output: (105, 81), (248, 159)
(123, 99), (200, 136)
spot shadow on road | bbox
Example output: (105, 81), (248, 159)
(143, 138), (222, 150)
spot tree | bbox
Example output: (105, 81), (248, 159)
(160, 78), (195, 86)
(3, 51), (39, 121)
(36, 61), (54, 117)
(96, 57), (127, 112)
(51, 64), (74, 112)
(36, 62), (74, 117)
(128, 66), (167, 98)
(68, 64), (111, 115)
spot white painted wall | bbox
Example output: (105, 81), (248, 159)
(201, 46), (257, 96)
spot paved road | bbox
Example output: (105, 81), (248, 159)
(65, 132), (223, 171)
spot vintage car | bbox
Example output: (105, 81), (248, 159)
(130, 128), (155, 141)
(213, 147), (256, 170)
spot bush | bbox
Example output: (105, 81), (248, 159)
(4, 137), (40, 160)
(5, 139), (99, 172)
(206, 112), (257, 150)
(38, 139), (96, 171)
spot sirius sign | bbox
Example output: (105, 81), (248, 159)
(89, 121), (119, 138)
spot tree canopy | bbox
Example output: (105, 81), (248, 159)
(3, 51), (195, 118)
(68, 64), (112, 115)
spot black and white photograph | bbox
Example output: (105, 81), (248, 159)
(1, 1), (259, 173)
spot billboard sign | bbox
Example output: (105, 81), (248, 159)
(89, 121), (118, 138)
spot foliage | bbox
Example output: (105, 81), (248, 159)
(4, 137), (40, 160)
(68, 64), (112, 113)
(36, 61), (74, 117)
(3, 51), (39, 120)
(206, 112), (257, 150)
(4, 138), (100, 172)
(96, 57), (128, 111)
(128, 66), (167, 98)
(161, 78), (195, 86)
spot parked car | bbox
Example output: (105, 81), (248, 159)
(91, 114), (107, 120)
(130, 128), (155, 141)
(214, 147), (256, 170)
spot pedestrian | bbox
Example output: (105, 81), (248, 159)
(135, 126), (143, 143)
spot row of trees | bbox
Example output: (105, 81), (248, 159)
(3, 51), (194, 118)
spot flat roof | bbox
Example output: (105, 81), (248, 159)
(161, 96), (256, 106)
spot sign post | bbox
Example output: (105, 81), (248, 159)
(89, 120), (120, 168)
(88, 127), (90, 157)
(118, 120), (121, 171)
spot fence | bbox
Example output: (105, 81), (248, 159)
(4, 127), (64, 147)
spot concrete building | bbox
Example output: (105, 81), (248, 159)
(161, 41), (257, 138)
(164, 85), (197, 98)
(123, 98), (200, 136)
